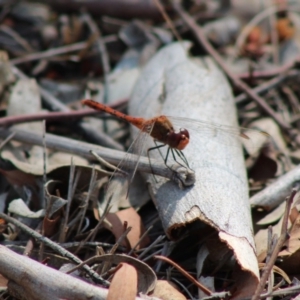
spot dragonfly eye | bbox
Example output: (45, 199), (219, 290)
(180, 128), (190, 139)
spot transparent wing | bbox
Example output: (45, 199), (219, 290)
(103, 122), (154, 204)
(169, 116), (270, 152)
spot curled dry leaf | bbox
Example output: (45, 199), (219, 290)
(105, 207), (150, 250)
(8, 198), (44, 218)
(129, 42), (259, 297)
(43, 214), (61, 237)
(107, 262), (138, 300)
(93, 254), (156, 294)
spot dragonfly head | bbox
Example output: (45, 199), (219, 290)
(167, 128), (190, 150)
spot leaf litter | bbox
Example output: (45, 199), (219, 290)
(1, 1), (300, 299)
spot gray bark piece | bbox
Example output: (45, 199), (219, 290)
(129, 42), (259, 281)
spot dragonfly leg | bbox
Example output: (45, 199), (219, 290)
(174, 149), (190, 168)
(147, 143), (166, 182)
(149, 142), (189, 169)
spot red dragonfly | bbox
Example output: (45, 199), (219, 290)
(82, 99), (193, 169)
(82, 99), (269, 186)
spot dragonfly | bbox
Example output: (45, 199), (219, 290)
(82, 99), (270, 186)
(82, 99), (192, 169)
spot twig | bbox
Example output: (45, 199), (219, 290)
(100, 227), (132, 276)
(260, 283), (300, 298)
(173, 2), (291, 132)
(39, 120), (47, 261)
(0, 127), (195, 187)
(127, 225), (153, 256)
(153, 0), (182, 44)
(59, 241), (125, 251)
(10, 36), (117, 65)
(235, 70), (299, 104)
(238, 55), (300, 79)
(0, 24), (34, 53)
(90, 150), (126, 176)
(251, 188), (296, 300)
(250, 164), (300, 210)
(74, 202), (112, 255)
(77, 165), (97, 234)
(154, 255), (212, 295)
(137, 235), (165, 260)
(59, 158), (76, 243)
(0, 99), (128, 127)
(268, 6), (279, 65)
(266, 227), (276, 300)
(81, 12), (111, 104)
(0, 131), (15, 149)
(0, 213), (109, 285)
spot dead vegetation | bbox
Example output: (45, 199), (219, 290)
(0, 1), (300, 299)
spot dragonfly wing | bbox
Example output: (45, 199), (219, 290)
(104, 122), (155, 203)
(169, 116), (270, 152)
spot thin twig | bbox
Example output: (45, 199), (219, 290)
(153, 0), (183, 44)
(0, 127), (195, 187)
(77, 165), (97, 234)
(127, 225), (153, 256)
(90, 150), (125, 175)
(0, 213), (109, 285)
(238, 55), (300, 79)
(0, 24), (34, 53)
(268, 6), (279, 65)
(39, 120), (47, 261)
(155, 255), (212, 295)
(59, 159), (75, 243)
(260, 284), (300, 298)
(138, 235), (165, 260)
(100, 227), (132, 276)
(74, 203), (112, 255)
(0, 131), (15, 149)
(235, 70), (299, 104)
(81, 12), (110, 104)
(0, 99), (128, 127)
(251, 188), (296, 300)
(10, 36), (117, 65)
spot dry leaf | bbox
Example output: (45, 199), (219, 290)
(0, 273), (8, 288)
(8, 198), (44, 218)
(107, 263), (138, 300)
(129, 42), (259, 297)
(91, 254), (156, 294)
(106, 207), (150, 250)
(151, 280), (186, 300)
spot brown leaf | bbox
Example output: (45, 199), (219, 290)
(90, 254), (156, 294)
(107, 263), (137, 300)
(43, 215), (61, 237)
(0, 168), (37, 187)
(0, 273), (8, 287)
(106, 207), (150, 250)
(151, 280), (186, 300)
